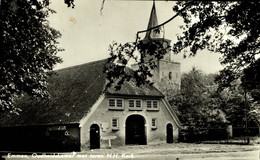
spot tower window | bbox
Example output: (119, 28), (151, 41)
(169, 72), (172, 80)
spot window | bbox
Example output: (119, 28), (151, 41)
(153, 100), (158, 108)
(112, 117), (119, 130)
(136, 100), (141, 108)
(129, 100), (135, 108)
(147, 100), (159, 110)
(109, 98), (124, 110)
(109, 99), (115, 107)
(146, 100), (152, 108)
(151, 118), (157, 129)
(128, 99), (142, 110)
(117, 99), (123, 107)
(169, 72), (172, 80)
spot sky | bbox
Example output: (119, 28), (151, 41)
(48, 0), (224, 74)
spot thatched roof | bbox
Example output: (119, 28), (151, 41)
(0, 59), (163, 127)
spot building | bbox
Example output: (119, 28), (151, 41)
(0, 59), (181, 152)
(131, 2), (181, 95)
(0, 2), (181, 152)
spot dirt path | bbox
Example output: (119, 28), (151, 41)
(2, 142), (259, 160)
(81, 142), (259, 154)
(3, 151), (259, 160)
(134, 151), (259, 160)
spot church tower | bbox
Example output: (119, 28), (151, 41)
(132, 2), (181, 94)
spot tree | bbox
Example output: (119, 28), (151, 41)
(169, 68), (229, 141)
(1, 0), (62, 114)
(170, 67), (259, 141)
(104, 1), (259, 92)
(172, 1), (259, 90)
(218, 80), (246, 127)
(102, 2), (259, 130)
(241, 59), (260, 126)
(242, 59), (260, 91)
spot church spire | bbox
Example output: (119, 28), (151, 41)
(144, 1), (163, 39)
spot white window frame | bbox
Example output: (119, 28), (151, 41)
(108, 98), (124, 110)
(146, 100), (159, 111)
(135, 99), (142, 108)
(146, 100), (152, 108)
(109, 99), (115, 107)
(116, 99), (123, 107)
(151, 118), (157, 129)
(152, 100), (158, 109)
(128, 99), (135, 108)
(128, 99), (142, 110)
(112, 117), (119, 130)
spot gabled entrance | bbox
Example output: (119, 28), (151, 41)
(166, 123), (173, 143)
(90, 124), (100, 149)
(125, 115), (146, 145)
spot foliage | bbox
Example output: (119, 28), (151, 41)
(219, 80), (260, 126)
(103, 39), (169, 90)
(102, 1), (260, 128)
(242, 59), (260, 90)
(169, 68), (227, 139)
(65, 1), (259, 94)
(241, 59), (260, 125)
(171, 1), (260, 132)
(170, 68), (259, 141)
(172, 1), (260, 90)
(249, 101), (260, 125)
(102, 1), (260, 93)
(1, 0), (62, 114)
(242, 60), (260, 125)
(64, 0), (75, 9)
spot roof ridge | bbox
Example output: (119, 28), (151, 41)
(54, 59), (108, 72)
